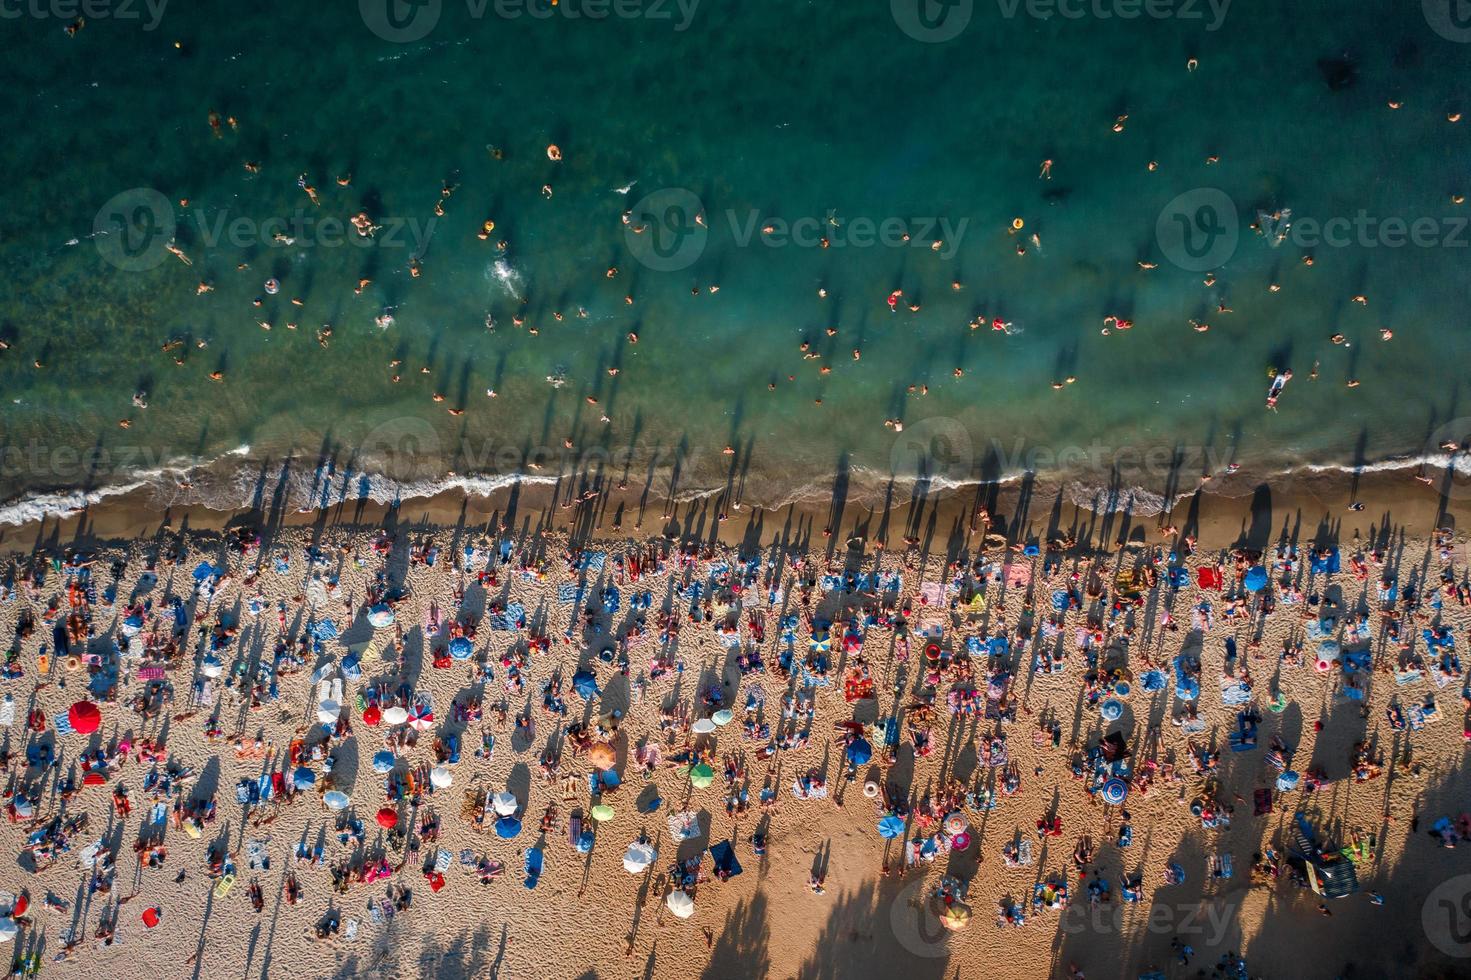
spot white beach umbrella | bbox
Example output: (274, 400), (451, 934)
(316, 700), (342, 724)
(622, 842), (657, 874)
(430, 766), (453, 789)
(492, 792), (519, 817)
(665, 890), (695, 919)
(382, 705), (409, 726)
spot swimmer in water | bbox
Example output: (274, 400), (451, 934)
(1266, 369), (1292, 410)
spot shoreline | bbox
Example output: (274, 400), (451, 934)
(3, 460), (1467, 559)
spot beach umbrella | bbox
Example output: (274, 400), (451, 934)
(200, 655), (224, 679)
(623, 842), (657, 874)
(430, 766), (453, 789)
(293, 767), (316, 791)
(323, 790), (350, 811)
(121, 613), (144, 637)
(68, 701), (101, 735)
(575, 831), (595, 854)
(382, 705), (409, 726)
(83, 772), (106, 787)
(691, 718), (716, 735)
(689, 763), (715, 789)
(1100, 778), (1128, 806)
(448, 636), (473, 660)
(191, 562), (216, 582)
(845, 738), (873, 766)
(665, 890), (695, 919)
(0, 919), (17, 942)
(591, 803), (615, 822)
(588, 742), (616, 771)
(362, 705), (382, 727)
(376, 806), (399, 829)
(141, 907), (161, 929)
(711, 709), (734, 726)
(372, 751), (396, 775)
(408, 703), (434, 731)
(367, 604), (395, 629)
(943, 812), (969, 836)
(316, 700), (342, 724)
(950, 831), (972, 851)
(938, 902), (971, 931)
(1100, 698), (1124, 722)
(494, 815), (522, 839)
(1244, 566), (1268, 592)
(1276, 770), (1300, 792)
(571, 669), (600, 699)
(492, 792), (519, 817)
(878, 814), (906, 839)
(10, 799), (31, 819)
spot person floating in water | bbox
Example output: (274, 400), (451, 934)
(1266, 369), (1292, 411)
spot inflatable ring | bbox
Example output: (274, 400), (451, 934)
(1314, 658), (1332, 673)
(863, 781), (880, 799)
(65, 655), (81, 672)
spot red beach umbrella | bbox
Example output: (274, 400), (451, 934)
(362, 705), (381, 727)
(376, 806), (398, 829)
(68, 701), (101, 735)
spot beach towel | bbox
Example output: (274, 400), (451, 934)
(1197, 567), (1223, 590)
(1310, 548), (1340, 574)
(1253, 789), (1273, 815)
(491, 603), (526, 631)
(557, 583), (583, 603)
(52, 713), (75, 738)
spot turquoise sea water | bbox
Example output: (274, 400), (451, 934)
(2, 0), (1471, 518)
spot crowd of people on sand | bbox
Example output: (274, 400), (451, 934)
(0, 495), (1465, 977)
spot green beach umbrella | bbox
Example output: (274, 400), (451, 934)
(690, 763), (715, 789)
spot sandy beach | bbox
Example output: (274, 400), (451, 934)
(0, 481), (1467, 980)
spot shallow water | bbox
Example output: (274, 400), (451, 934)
(2, 0), (1470, 517)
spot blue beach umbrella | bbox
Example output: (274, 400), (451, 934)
(292, 767), (316, 791)
(192, 562), (216, 582)
(846, 738), (873, 766)
(1244, 566), (1268, 592)
(878, 814), (906, 839)
(449, 636), (473, 660)
(572, 669), (600, 699)
(372, 751), (396, 774)
(495, 815), (523, 839)
(1100, 778), (1128, 806)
